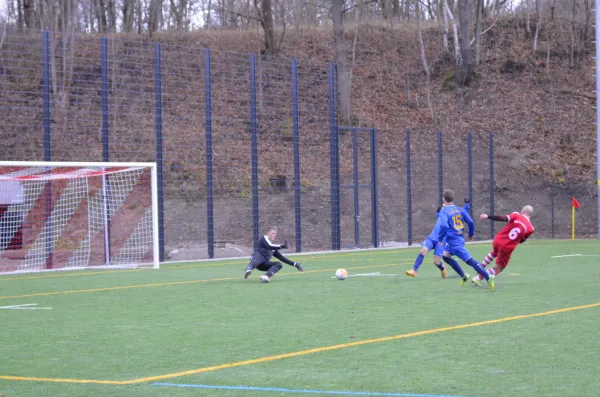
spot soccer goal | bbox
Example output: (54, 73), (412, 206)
(0, 161), (159, 274)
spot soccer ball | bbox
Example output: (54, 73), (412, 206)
(335, 268), (348, 280)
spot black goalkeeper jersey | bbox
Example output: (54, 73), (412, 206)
(254, 235), (284, 262)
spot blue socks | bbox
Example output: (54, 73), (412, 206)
(443, 256), (465, 278)
(413, 254), (425, 271)
(466, 258), (490, 280)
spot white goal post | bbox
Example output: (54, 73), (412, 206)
(0, 161), (159, 274)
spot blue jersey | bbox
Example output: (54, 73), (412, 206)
(430, 205), (474, 245)
(464, 202), (470, 214)
(425, 207), (443, 242)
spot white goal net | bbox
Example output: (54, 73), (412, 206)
(0, 161), (159, 274)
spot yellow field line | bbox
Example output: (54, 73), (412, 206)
(0, 262), (412, 300)
(2, 302), (598, 385)
(0, 375), (124, 384)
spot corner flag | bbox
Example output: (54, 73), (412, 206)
(572, 197), (581, 240)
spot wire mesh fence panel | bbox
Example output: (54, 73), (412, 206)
(49, 35), (104, 161)
(0, 28), (45, 161)
(209, 50), (254, 253)
(376, 128), (408, 245)
(408, 128), (442, 242)
(441, 131), (470, 222)
(254, 56), (295, 248)
(160, 43), (207, 254)
(296, 62), (333, 252)
(105, 38), (156, 164)
(470, 132), (494, 240)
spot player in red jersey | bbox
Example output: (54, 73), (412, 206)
(471, 205), (534, 286)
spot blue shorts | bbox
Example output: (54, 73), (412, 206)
(444, 242), (473, 262)
(421, 238), (444, 257)
(433, 241), (445, 257)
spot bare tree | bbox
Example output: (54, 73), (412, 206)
(254, 0), (284, 55)
(107, 0), (116, 31)
(442, 0), (449, 54)
(170, 0), (189, 30)
(95, 0), (108, 33)
(149, 0), (164, 35)
(227, 0), (238, 27)
(568, 0), (577, 66)
(417, 0), (429, 77)
(444, 0), (460, 65)
(417, 0), (436, 121)
(205, 0), (213, 28)
(23, 0), (34, 28)
(533, 0), (540, 52)
(332, 0), (351, 124)
(474, 0), (482, 65)
(348, 0), (361, 112)
(455, 0), (473, 85)
(122, 0), (135, 32)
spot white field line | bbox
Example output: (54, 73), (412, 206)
(551, 254), (600, 258)
(330, 272), (398, 279)
(0, 303), (52, 310)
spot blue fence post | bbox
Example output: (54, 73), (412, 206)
(352, 127), (360, 248)
(42, 31), (53, 268)
(406, 128), (412, 246)
(249, 54), (260, 248)
(100, 37), (112, 266)
(42, 31), (51, 161)
(101, 38), (110, 162)
(437, 131), (443, 205)
(154, 43), (165, 262)
(551, 186), (555, 238)
(489, 132), (495, 239)
(467, 132), (473, 217)
(371, 128), (379, 248)
(329, 62), (340, 250)
(204, 48), (215, 259)
(291, 58), (302, 252)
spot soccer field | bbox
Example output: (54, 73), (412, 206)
(1, 239), (599, 397)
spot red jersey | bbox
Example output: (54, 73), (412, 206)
(494, 212), (534, 250)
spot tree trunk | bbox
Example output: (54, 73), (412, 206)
(474, 0), (482, 66)
(256, 0), (276, 55)
(24, 0), (37, 28)
(332, 0), (351, 124)
(227, 0), (238, 27)
(455, 0), (473, 85)
(122, 0), (135, 32)
(149, 0), (163, 35)
(381, 0), (392, 21)
(107, 0), (116, 31)
(392, 0), (400, 18)
(533, 0), (540, 52)
(442, 0), (449, 54)
(95, 0), (107, 33)
(444, 0), (460, 65)
(205, 0), (212, 29)
(417, 1), (430, 77)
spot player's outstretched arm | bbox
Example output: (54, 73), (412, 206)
(480, 214), (509, 222)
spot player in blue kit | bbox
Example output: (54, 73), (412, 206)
(433, 189), (495, 291)
(405, 207), (448, 278)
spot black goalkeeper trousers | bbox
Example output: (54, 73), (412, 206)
(249, 251), (294, 270)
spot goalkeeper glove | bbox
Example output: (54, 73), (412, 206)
(280, 240), (288, 249)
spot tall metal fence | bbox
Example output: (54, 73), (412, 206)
(0, 28), (597, 262)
